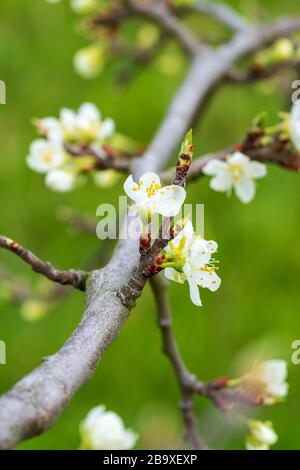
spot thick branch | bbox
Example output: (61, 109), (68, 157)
(1, 13), (300, 449)
(0, 235), (88, 291)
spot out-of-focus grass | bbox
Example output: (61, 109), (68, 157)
(0, 0), (300, 450)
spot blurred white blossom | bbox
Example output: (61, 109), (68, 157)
(28, 103), (116, 192)
(46, 169), (77, 192)
(124, 172), (186, 218)
(59, 103), (115, 143)
(80, 405), (138, 450)
(70, 0), (97, 14)
(244, 360), (288, 404)
(27, 140), (65, 174)
(164, 221), (221, 306)
(203, 152), (267, 203)
(246, 420), (278, 450)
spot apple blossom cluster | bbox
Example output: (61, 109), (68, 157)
(203, 152), (267, 204)
(27, 103), (116, 192)
(124, 131), (221, 307)
(163, 221), (221, 307)
(79, 405), (138, 450)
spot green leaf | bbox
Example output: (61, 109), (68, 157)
(180, 129), (193, 155)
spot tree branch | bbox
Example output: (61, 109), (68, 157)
(226, 60), (300, 83)
(150, 275), (207, 450)
(65, 144), (131, 173)
(0, 235), (88, 292)
(1, 12), (300, 449)
(126, 0), (202, 55)
(161, 136), (300, 184)
(192, 1), (249, 32)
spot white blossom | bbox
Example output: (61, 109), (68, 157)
(60, 103), (115, 143)
(80, 405), (138, 450)
(246, 420), (278, 450)
(70, 0), (97, 14)
(164, 221), (221, 306)
(74, 45), (104, 80)
(27, 140), (65, 174)
(124, 172), (186, 218)
(37, 117), (63, 145)
(246, 360), (288, 403)
(290, 101), (300, 151)
(45, 169), (77, 192)
(203, 152), (267, 204)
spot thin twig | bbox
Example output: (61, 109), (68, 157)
(151, 275), (208, 450)
(0, 235), (88, 291)
(125, 0), (203, 55)
(160, 137), (300, 184)
(226, 60), (300, 83)
(65, 143), (130, 173)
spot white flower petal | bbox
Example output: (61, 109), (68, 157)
(189, 239), (212, 267)
(194, 270), (221, 292)
(202, 159), (227, 176)
(139, 172), (161, 189)
(164, 268), (185, 284)
(166, 221), (194, 254)
(234, 177), (256, 203)
(79, 102), (101, 121)
(184, 263), (202, 306)
(246, 161), (267, 179)
(124, 175), (140, 201)
(60, 108), (77, 136)
(188, 277), (202, 306)
(210, 171), (232, 192)
(45, 170), (76, 192)
(228, 151), (249, 166)
(100, 118), (115, 139)
(206, 240), (218, 253)
(27, 140), (65, 174)
(80, 405), (138, 450)
(154, 185), (186, 217)
(260, 360), (288, 398)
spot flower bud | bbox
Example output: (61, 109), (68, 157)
(74, 44), (105, 80)
(80, 405), (138, 450)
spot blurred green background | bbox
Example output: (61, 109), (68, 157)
(1, 0), (300, 450)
